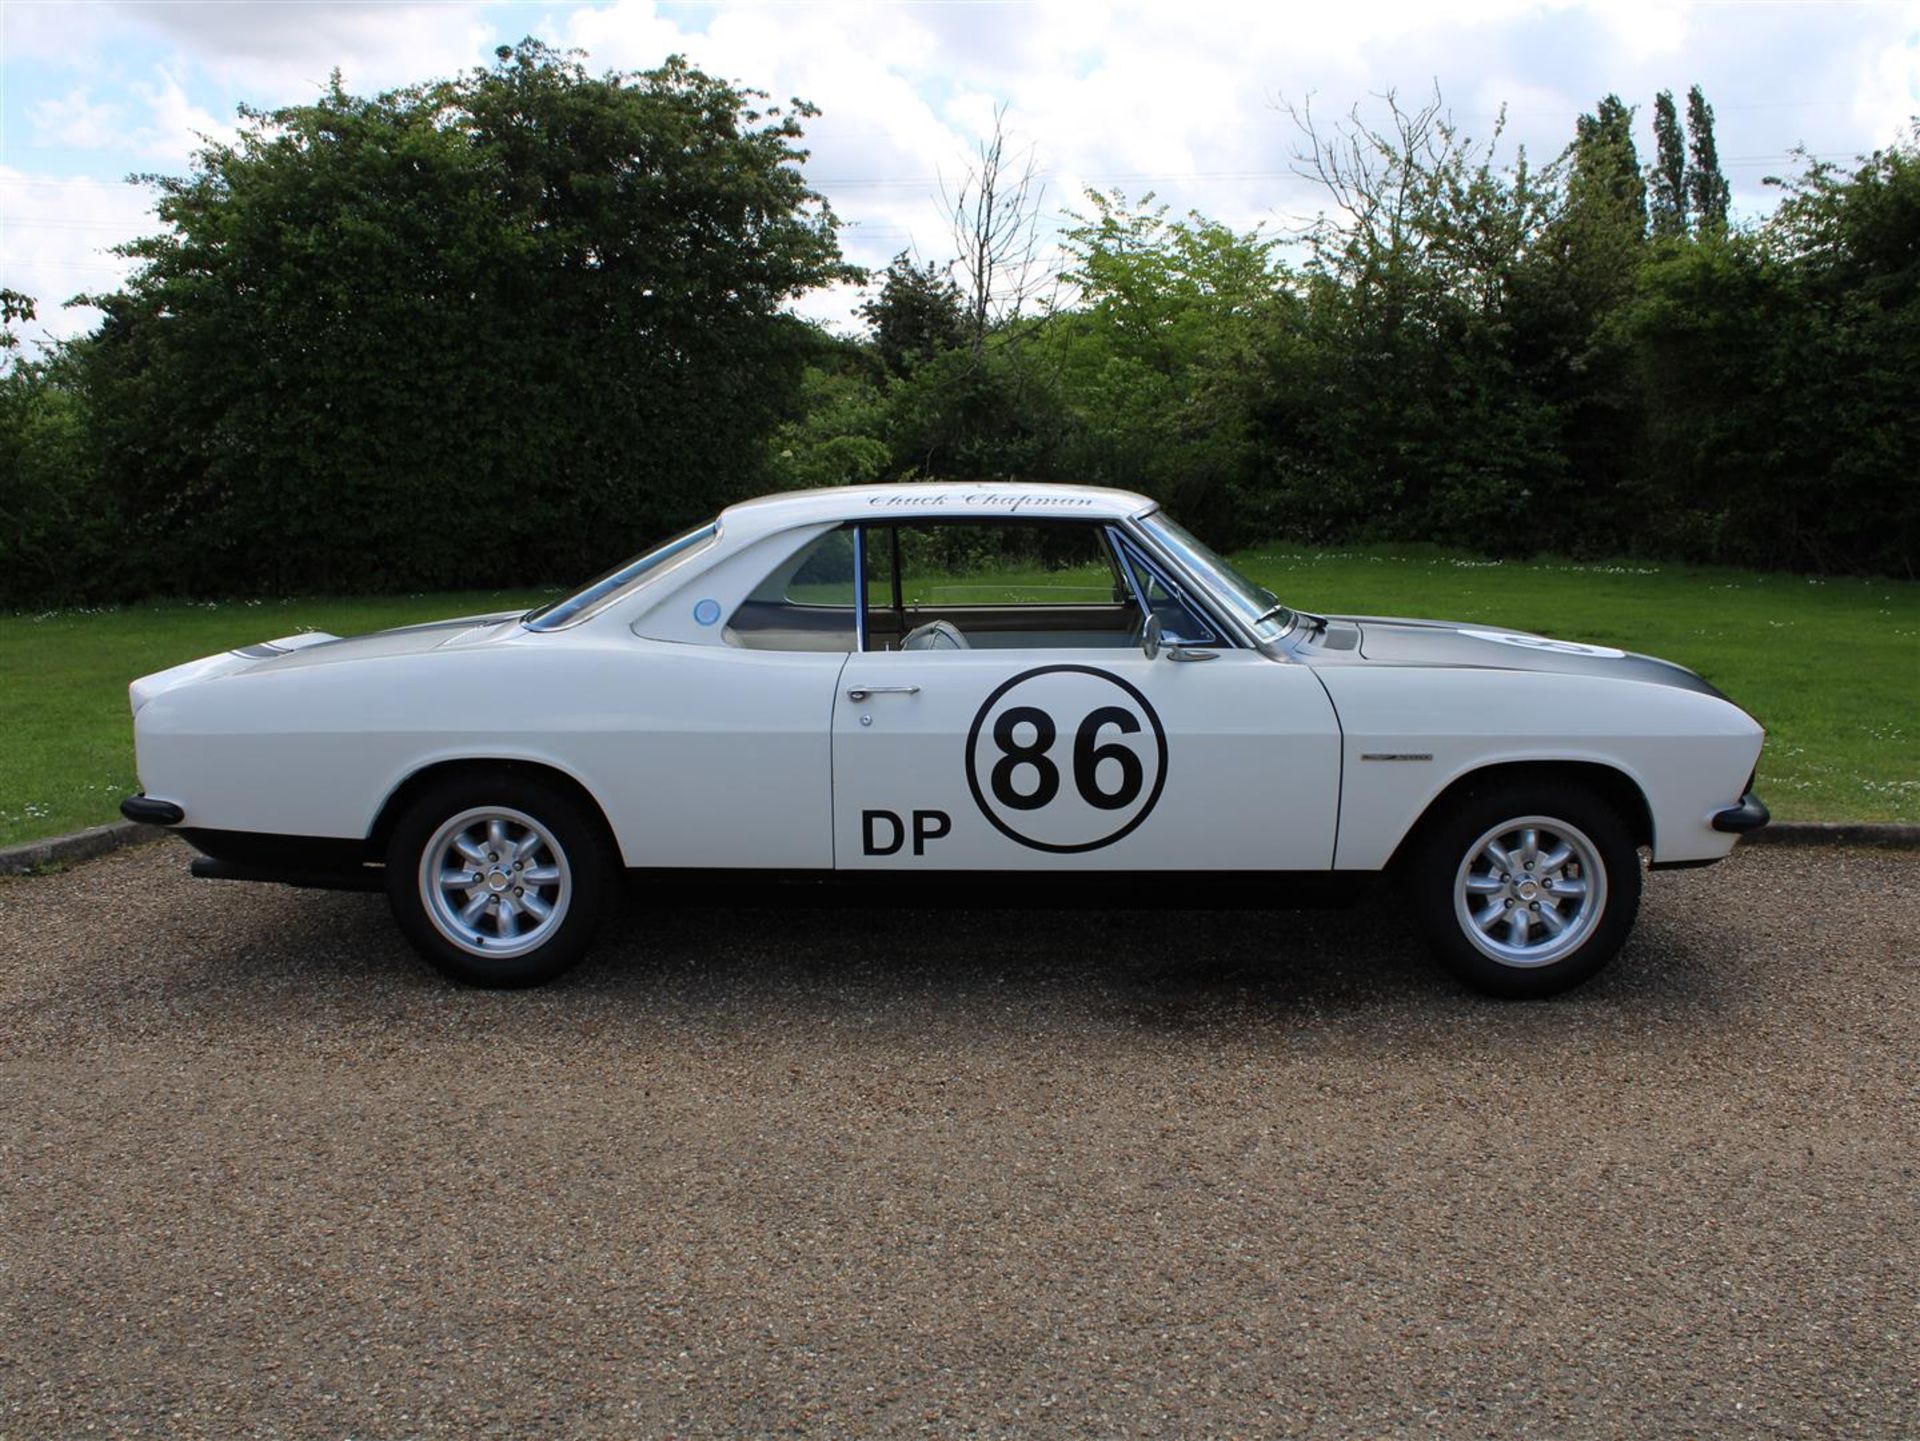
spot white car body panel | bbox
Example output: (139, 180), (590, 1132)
(126, 482), (1767, 882)
(137, 638), (850, 868)
(1317, 667), (1764, 869)
(830, 649), (1340, 870)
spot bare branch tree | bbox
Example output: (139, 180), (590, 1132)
(940, 106), (1048, 354)
(1280, 84), (1558, 319)
(1282, 86), (1446, 284)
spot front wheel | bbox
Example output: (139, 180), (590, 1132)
(386, 772), (612, 987)
(1406, 781), (1641, 999)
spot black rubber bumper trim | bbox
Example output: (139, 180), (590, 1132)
(1712, 791), (1772, 834)
(120, 794), (184, 826)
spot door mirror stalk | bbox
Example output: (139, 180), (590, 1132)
(1144, 613), (1215, 661)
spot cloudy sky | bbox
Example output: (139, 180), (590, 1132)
(2, 0), (1915, 347)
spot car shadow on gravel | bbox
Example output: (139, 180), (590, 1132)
(24, 844), (1734, 1047)
(548, 874), (1737, 1037)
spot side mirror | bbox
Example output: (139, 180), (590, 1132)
(1141, 614), (1163, 660)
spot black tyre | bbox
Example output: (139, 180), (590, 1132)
(385, 771), (613, 988)
(1406, 778), (1641, 999)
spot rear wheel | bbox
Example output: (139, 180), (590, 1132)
(386, 772), (612, 987)
(1407, 780), (1641, 998)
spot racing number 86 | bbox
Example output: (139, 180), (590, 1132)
(990, 705), (1144, 812)
(965, 664), (1168, 854)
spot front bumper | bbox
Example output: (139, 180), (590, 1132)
(1711, 791), (1771, 835)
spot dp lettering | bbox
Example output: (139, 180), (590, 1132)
(861, 809), (951, 856)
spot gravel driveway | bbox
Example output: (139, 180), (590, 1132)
(2, 840), (1915, 1438)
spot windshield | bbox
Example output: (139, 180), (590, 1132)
(1137, 511), (1293, 641)
(524, 523), (719, 631)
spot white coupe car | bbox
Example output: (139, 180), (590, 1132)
(122, 484), (1769, 996)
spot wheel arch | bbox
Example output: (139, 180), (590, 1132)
(1385, 759), (1654, 875)
(368, 757), (621, 862)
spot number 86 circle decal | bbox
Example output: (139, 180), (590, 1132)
(964, 665), (1169, 853)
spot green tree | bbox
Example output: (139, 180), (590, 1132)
(1, 296), (117, 605)
(1052, 190), (1292, 532)
(1624, 131), (1920, 576)
(1281, 92), (1565, 549)
(1649, 90), (1688, 240)
(1760, 135), (1918, 572)
(858, 253), (965, 376)
(1686, 86), (1732, 233)
(1483, 94), (1650, 553)
(1059, 191), (1283, 372)
(1566, 94), (1648, 291)
(879, 333), (1072, 484)
(0, 288), (31, 367)
(764, 332), (892, 491)
(79, 40), (852, 596)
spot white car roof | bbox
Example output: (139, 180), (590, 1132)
(715, 483), (1157, 542)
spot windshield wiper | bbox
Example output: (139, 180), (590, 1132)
(1260, 605), (1327, 636)
(1254, 602), (1308, 631)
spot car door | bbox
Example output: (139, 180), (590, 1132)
(829, 520), (1341, 872)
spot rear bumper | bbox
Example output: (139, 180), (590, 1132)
(1711, 791), (1771, 835)
(120, 794), (184, 826)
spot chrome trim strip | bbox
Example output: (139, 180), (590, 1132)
(526, 522), (722, 632)
(1105, 526), (1152, 617)
(1113, 522), (1247, 650)
(853, 524), (869, 652)
(1360, 753), (1434, 762)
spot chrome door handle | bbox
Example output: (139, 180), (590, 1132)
(846, 684), (921, 702)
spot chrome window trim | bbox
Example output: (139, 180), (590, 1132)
(1123, 513), (1297, 652)
(1110, 523), (1249, 650)
(1105, 527), (1154, 613)
(853, 524), (870, 652)
(859, 515), (1133, 650)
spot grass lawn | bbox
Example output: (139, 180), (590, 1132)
(2, 547), (1914, 849)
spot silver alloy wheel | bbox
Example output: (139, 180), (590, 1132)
(418, 805), (572, 959)
(1452, 813), (1608, 969)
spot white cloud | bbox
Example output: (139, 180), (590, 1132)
(0, 1), (121, 66)
(559, 0), (988, 301)
(22, 70), (235, 169)
(28, 88), (128, 151)
(131, 69), (237, 165)
(101, 0), (506, 99)
(1587, 0), (1694, 62)
(0, 168), (159, 346)
(539, 0), (1920, 327)
(6, 0), (1919, 344)
(1853, 23), (1920, 151)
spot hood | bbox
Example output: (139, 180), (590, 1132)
(1329, 614), (1727, 698)
(128, 611), (524, 712)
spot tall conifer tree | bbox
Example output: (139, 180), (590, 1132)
(1649, 90), (1689, 239)
(1686, 85), (1732, 232)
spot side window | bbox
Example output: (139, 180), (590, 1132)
(1114, 537), (1218, 645)
(863, 520), (1135, 652)
(889, 523), (1120, 607)
(726, 527), (858, 652)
